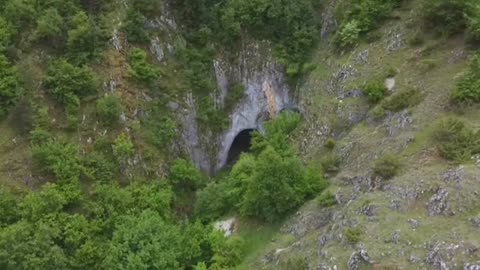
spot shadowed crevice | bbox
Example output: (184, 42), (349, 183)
(226, 129), (256, 167)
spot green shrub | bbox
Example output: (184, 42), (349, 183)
(65, 95), (80, 130)
(33, 8), (64, 43)
(127, 48), (160, 84)
(432, 117), (480, 161)
(373, 154), (401, 179)
(324, 138), (336, 150)
(112, 133), (135, 162)
(409, 30), (425, 46)
(0, 188), (19, 227)
(333, 20), (361, 50)
(381, 88), (423, 112)
(224, 83), (245, 112)
(466, 5), (480, 43)
(320, 153), (342, 174)
(169, 159), (204, 192)
(67, 11), (108, 61)
(452, 55), (480, 104)
(194, 181), (229, 222)
(0, 17), (14, 51)
(345, 228), (362, 245)
(45, 59), (97, 104)
(371, 106), (386, 120)
(0, 54), (23, 118)
(122, 9), (150, 43)
(317, 190), (337, 207)
(422, 0), (468, 35)
(31, 140), (82, 182)
(144, 106), (177, 149)
(282, 256), (308, 270)
(96, 95), (123, 126)
(363, 80), (387, 104)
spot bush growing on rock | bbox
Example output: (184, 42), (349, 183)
(363, 80), (387, 104)
(422, 0), (469, 35)
(381, 88), (423, 112)
(320, 153), (342, 175)
(432, 117), (480, 161)
(96, 95), (123, 126)
(127, 48), (160, 84)
(317, 190), (337, 207)
(45, 59), (97, 104)
(452, 55), (480, 104)
(345, 227), (362, 245)
(333, 20), (361, 50)
(373, 154), (401, 179)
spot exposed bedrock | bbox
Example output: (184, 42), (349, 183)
(213, 45), (295, 172)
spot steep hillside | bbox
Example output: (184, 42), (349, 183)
(247, 0), (480, 269)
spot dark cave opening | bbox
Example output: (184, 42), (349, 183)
(226, 129), (256, 167)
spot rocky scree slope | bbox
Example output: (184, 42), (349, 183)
(249, 1), (480, 270)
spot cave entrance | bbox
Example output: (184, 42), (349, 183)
(226, 129), (256, 167)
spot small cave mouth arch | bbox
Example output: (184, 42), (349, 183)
(226, 129), (256, 167)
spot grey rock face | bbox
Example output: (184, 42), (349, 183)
(427, 188), (450, 216)
(358, 204), (377, 217)
(282, 210), (332, 238)
(347, 250), (371, 270)
(469, 217), (480, 228)
(442, 166), (465, 183)
(385, 230), (400, 244)
(465, 264), (480, 270)
(383, 110), (413, 137)
(150, 37), (165, 62)
(426, 243), (450, 270)
(179, 93), (212, 173)
(111, 29), (122, 51)
(214, 47), (292, 171)
(408, 218), (420, 229)
(320, 0), (338, 39)
(180, 42), (292, 174)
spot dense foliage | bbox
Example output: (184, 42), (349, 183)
(195, 112), (328, 222)
(422, 0), (480, 42)
(432, 117), (480, 161)
(452, 55), (480, 104)
(173, 0), (320, 78)
(0, 55), (22, 118)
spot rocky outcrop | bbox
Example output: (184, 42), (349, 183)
(427, 188), (450, 216)
(179, 93), (212, 173)
(213, 43), (293, 171)
(180, 42), (293, 173)
(347, 250), (371, 270)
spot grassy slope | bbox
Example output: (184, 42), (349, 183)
(247, 0), (480, 268)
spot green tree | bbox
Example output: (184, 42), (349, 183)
(0, 17), (14, 52)
(333, 20), (361, 50)
(0, 188), (19, 227)
(103, 210), (183, 270)
(194, 181), (229, 222)
(127, 48), (160, 84)
(45, 59), (97, 104)
(33, 8), (65, 43)
(122, 9), (150, 43)
(31, 140), (82, 183)
(96, 95), (123, 126)
(0, 55), (23, 119)
(169, 159), (204, 191)
(238, 146), (306, 222)
(112, 133), (135, 162)
(67, 11), (106, 61)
